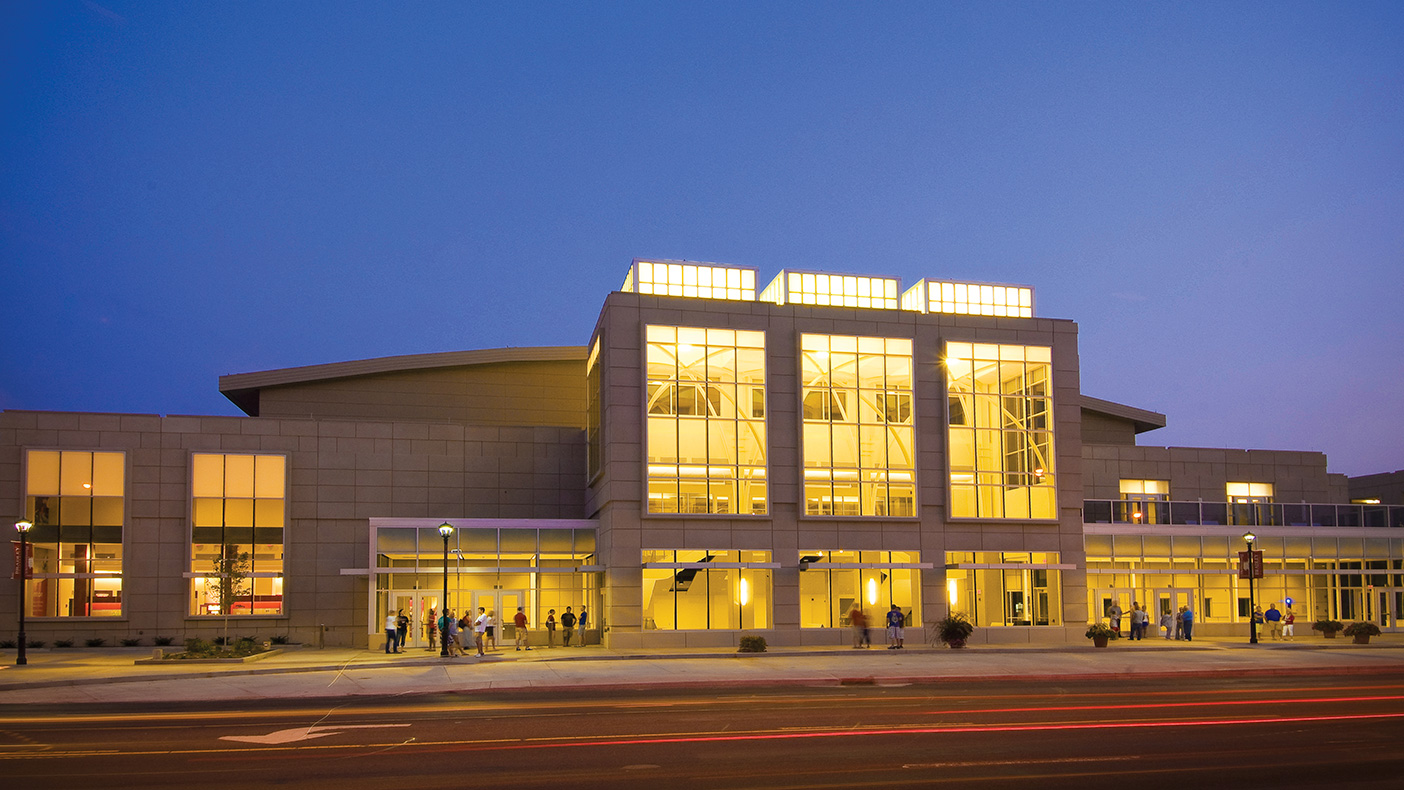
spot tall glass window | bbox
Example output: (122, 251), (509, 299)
(645, 326), (767, 514)
(945, 552), (1063, 626)
(801, 335), (915, 516)
(22, 450), (125, 617)
(641, 550), (772, 630)
(797, 550), (921, 628)
(946, 342), (1056, 519)
(190, 453), (286, 615)
(586, 337), (602, 480)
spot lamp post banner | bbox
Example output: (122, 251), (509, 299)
(1237, 550), (1264, 580)
(12, 541), (32, 580)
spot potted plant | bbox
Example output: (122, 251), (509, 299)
(1343, 621), (1382, 645)
(1085, 623), (1117, 648)
(1312, 619), (1344, 639)
(937, 613), (975, 648)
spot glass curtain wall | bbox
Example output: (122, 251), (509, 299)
(946, 343), (1056, 519)
(374, 526), (598, 632)
(641, 550), (772, 630)
(190, 453), (286, 615)
(646, 326), (767, 515)
(23, 450), (125, 617)
(800, 335), (915, 516)
(797, 551), (921, 628)
(945, 552), (1063, 626)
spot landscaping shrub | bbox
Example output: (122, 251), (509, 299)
(85, 637), (106, 647)
(153, 636), (174, 646)
(120, 638), (142, 647)
(54, 639), (74, 648)
(738, 635), (768, 653)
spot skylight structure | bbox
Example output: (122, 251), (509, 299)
(759, 270), (900, 309)
(901, 279), (1033, 318)
(622, 259), (757, 301)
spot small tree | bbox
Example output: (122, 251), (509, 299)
(212, 544), (252, 652)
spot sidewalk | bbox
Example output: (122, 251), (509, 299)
(3, 633), (1402, 707)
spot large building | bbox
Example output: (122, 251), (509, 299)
(4, 259), (1401, 648)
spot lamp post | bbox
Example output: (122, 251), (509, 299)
(1244, 531), (1258, 645)
(438, 523), (454, 657)
(15, 520), (32, 666)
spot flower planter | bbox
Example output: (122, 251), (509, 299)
(947, 639), (966, 649)
(1323, 631), (1336, 638)
(1092, 636), (1109, 648)
(1353, 634), (1372, 645)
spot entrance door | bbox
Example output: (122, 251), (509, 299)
(389, 592), (419, 649)
(1094, 589), (1134, 634)
(1155, 588), (1194, 636)
(469, 589), (526, 647)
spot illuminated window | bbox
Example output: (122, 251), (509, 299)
(646, 326), (767, 514)
(797, 551), (922, 628)
(1120, 479), (1170, 499)
(641, 550), (772, 630)
(1227, 482), (1274, 502)
(586, 337), (601, 480)
(190, 453), (286, 616)
(624, 259), (757, 301)
(22, 450), (125, 617)
(801, 334), (915, 516)
(945, 552), (1063, 626)
(901, 280), (1034, 318)
(759, 270), (900, 309)
(946, 342), (1056, 519)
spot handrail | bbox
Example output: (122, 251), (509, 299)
(1082, 499), (1404, 528)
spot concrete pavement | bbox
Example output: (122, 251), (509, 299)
(3, 633), (1403, 706)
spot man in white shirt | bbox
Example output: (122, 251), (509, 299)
(472, 607), (489, 656)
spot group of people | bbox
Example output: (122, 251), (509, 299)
(388, 605), (591, 656)
(1252, 603), (1296, 640)
(848, 604), (908, 649)
(1109, 601), (1195, 641)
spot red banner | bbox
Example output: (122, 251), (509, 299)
(1237, 550), (1264, 580)
(12, 541), (32, 580)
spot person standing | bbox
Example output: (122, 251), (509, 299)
(384, 611), (399, 654)
(1128, 602), (1141, 640)
(1282, 608), (1296, 640)
(444, 610), (460, 657)
(1181, 605), (1195, 641)
(1264, 604), (1282, 640)
(1174, 607), (1184, 640)
(514, 606), (530, 651)
(395, 609), (409, 651)
(1108, 601), (1124, 637)
(471, 607), (489, 656)
(577, 606), (589, 646)
(485, 609), (498, 652)
(427, 607), (438, 650)
(560, 607), (576, 647)
(885, 604), (905, 649)
(545, 608), (557, 647)
(849, 606), (870, 648)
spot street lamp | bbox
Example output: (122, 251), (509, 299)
(1244, 531), (1258, 645)
(438, 523), (454, 657)
(15, 520), (33, 666)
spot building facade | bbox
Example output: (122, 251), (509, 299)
(3, 260), (1401, 648)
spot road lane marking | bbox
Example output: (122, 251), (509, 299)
(5, 709), (1404, 761)
(219, 724), (410, 745)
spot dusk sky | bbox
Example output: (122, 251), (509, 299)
(2, 2), (1400, 477)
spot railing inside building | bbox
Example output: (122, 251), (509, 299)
(1083, 500), (1404, 529)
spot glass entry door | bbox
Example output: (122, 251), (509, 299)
(469, 589), (526, 644)
(1155, 588), (1194, 636)
(1094, 589), (1134, 633)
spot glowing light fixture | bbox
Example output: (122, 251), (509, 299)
(947, 577), (959, 607)
(866, 577), (878, 606)
(740, 577), (750, 606)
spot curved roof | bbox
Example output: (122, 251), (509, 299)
(1079, 394), (1166, 434)
(219, 346), (587, 415)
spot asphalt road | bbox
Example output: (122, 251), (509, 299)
(5, 673), (1404, 789)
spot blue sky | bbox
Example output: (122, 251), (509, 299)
(2, 1), (1401, 476)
